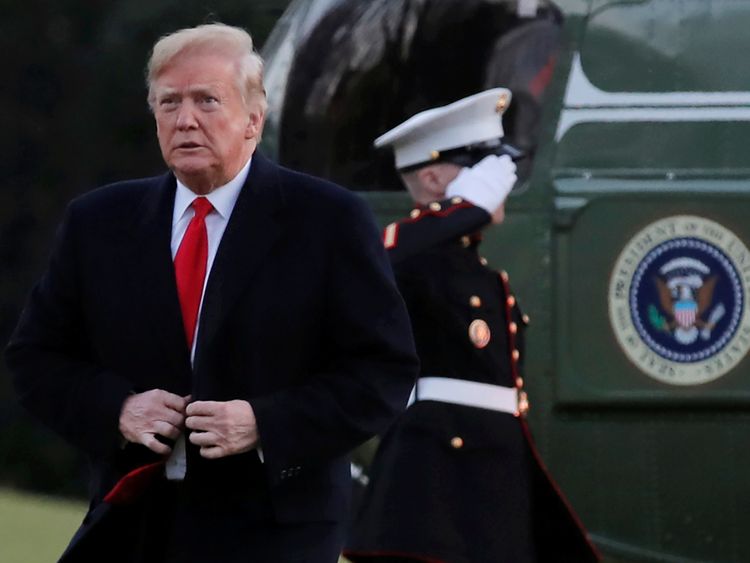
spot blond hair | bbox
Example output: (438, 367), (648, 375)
(146, 23), (267, 113)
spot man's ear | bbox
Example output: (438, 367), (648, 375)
(416, 166), (445, 200)
(245, 107), (265, 139)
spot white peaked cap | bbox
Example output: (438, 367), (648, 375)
(374, 88), (512, 170)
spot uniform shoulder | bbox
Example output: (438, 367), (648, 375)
(382, 196), (487, 259)
(388, 197), (478, 228)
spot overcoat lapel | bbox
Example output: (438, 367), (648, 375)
(128, 173), (192, 392)
(195, 152), (285, 367)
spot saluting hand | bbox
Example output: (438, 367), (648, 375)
(186, 400), (259, 459)
(118, 389), (189, 455)
(445, 154), (517, 223)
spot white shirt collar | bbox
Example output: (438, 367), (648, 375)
(172, 156), (253, 225)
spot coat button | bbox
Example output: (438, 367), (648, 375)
(500, 270), (509, 283)
(507, 295), (516, 307)
(516, 377), (524, 388)
(429, 202), (442, 211)
(450, 437), (464, 449)
(469, 295), (482, 307)
(522, 314), (531, 325)
(512, 349), (520, 361)
(479, 257), (488, 266)
(451, 196), (463, 205)
(461, 236), (471, 248)
(509, 322), (518, 334)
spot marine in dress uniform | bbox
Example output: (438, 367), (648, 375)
(345, 89), (600, 563)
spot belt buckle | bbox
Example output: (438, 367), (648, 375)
(516, 389), (530, 418)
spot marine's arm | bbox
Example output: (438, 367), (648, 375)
(386, 154), (517, 264)
(384, 199), (492, 265)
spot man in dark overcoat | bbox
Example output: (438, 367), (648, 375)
(345, 89), (600, 563)
(6, 23), (418, 563)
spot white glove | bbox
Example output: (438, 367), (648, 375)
(445, 154), (517, 214)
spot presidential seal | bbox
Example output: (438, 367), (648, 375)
(609, 216), (750, 385)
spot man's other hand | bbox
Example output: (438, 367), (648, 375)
(186, 400), (259, 459)
(118, 390), (189, 455)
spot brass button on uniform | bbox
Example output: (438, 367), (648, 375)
(469, 319), (491, 348)
(410, 209), (421, 219)
(515, 377), (524, 388)
(429, 202), (442, 212)
(496, 92), (509, 113)
(500, 270), (509, 283)
(511, 349), (520, 361)
(430, 150), (440, 161)
(469, 295), (482, 308)
(506, 295), (516, 307)
(509, 322), (518, 335)
(451, 196), (463, 205)
(517, 391), (530, 417)
(522, 314), (530, 325)
(479, 257), (488, 266)
(461, 236), (471, 248)
(450, 436), (464, 449)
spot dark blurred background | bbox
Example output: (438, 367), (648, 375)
(1, 0), (291, 497)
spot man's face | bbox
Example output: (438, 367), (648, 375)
(403, 162), (462, 205)
(151, 51), (263, 194)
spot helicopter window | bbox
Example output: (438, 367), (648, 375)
(582, 1), (750, 93)
(553, 1), (750, 176)
(264, 0), (562, 192)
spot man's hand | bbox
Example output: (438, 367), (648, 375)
(119, 390), (189, 455)
(186, 400), (259, 459)
(445, 154), (517, 222)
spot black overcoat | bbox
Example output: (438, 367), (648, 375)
(6, 152), (419, 562)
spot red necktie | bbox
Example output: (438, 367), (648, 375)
(103, 198), (213, 506)
(174, 197), (213, 348)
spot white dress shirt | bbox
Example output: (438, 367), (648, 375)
(166, 157), (251, 480)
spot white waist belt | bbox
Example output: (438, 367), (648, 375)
(410, 377), (520, 415)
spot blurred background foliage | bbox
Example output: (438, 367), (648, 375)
(1, 0), (291, 497)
